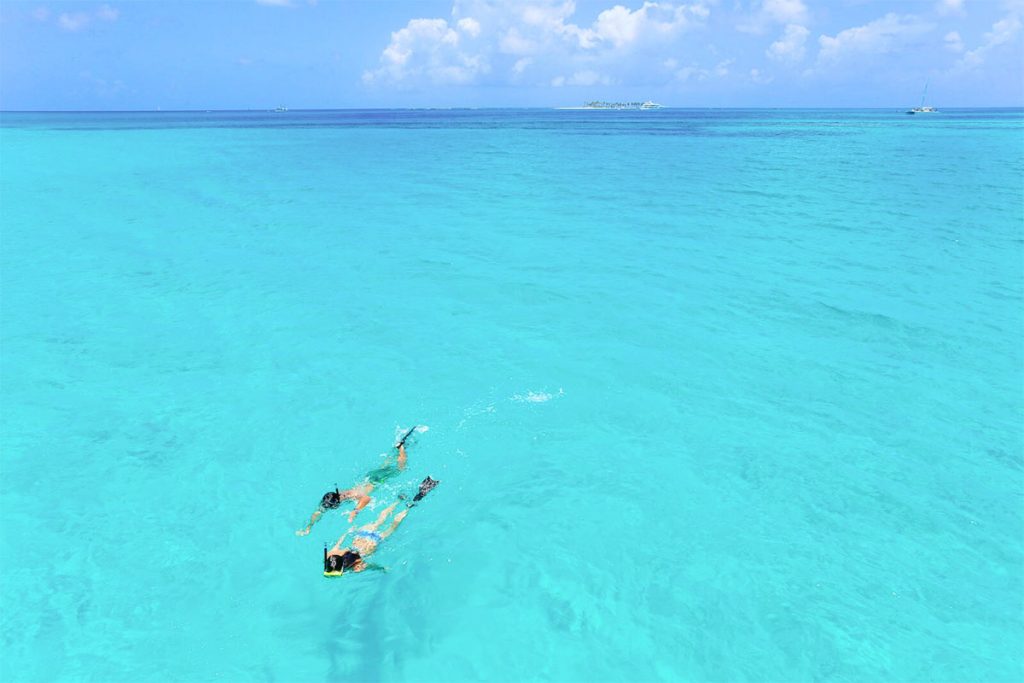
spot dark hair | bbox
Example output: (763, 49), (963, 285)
(324, 551), (361, 573)
(320, 490), (342, 510)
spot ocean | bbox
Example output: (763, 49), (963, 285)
(1, 108), (1022, 681)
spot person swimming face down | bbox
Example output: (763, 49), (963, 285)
(323, 549), (363, 576)
(296, 438), (413, 536)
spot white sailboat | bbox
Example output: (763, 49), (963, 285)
(907, 82), (937, 114)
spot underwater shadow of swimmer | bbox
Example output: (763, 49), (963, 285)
(322, 583), (387, 681)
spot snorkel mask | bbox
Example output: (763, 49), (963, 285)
(320, 485), (342, 511)
(323, 546), (361, 577)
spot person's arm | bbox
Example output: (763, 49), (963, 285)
(347, 494), (372, 523)
(295, 508), (323, 536)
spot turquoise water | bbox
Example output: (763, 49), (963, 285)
(1, 109), (1022, 681)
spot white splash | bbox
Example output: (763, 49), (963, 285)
(511, 388), (564, 404)
(456, 402), (496, 430)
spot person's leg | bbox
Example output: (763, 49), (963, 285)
(380, 509), (409, 540)
(397, 443), (407, 470)
(361, 501), (399, 532)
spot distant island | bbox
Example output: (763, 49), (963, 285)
(561, 100), (663, 110)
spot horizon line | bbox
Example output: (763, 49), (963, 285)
(3, 105), (1023, 114)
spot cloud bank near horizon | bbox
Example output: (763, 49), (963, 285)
(361, 0), (1022, 92)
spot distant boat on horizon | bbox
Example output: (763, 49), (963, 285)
(274, 105), (288, 113)
(907, 82), (937, 114)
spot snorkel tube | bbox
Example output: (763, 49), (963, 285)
(324, 544), (341, 577)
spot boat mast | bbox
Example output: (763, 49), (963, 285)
(920, 80), (929, 109)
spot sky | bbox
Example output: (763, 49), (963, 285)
(1, 0), (1022, 109)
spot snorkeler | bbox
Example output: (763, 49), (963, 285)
(295, 428), (420, 536)
(323, 476), (441, 576)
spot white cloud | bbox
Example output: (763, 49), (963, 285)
(750, 67), (774, 84)
(32, 7), (51, 21)
(589, 2), (704, 48)
(96, 4), (118, 21)
(675, 65), (706, 81)
(58, 12), (91, 31)
(956, 13), (1023, 69)
(364, 17), (489, 85)
(763, 0), (807, 25)
(936, 0), (965, 17)
(944, 30), (964, 52)
(766, 23), (809, 62)
(738, 0), (807, 35)
(365, 0), (712, 87)
(816, 13), (933, 63)
(457, 17), (482, 37)
(674, 58), (731, 81)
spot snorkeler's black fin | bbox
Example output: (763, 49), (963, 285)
(411, 476), (440, 503)
(396, 426), (418, 449)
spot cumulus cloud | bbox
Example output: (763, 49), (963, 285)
(750, 67), (774, 84)
(766, 23), (809, 62)
(936, 0), (965, 16)
(956, 12), (1023, 69)
(816, 13), (933, 63)
(364, 0), (712, 87)
(457, 16), (482, 37)
(763, 0), (807, 25)
(363, 17), (489, 85)
(674, 58), (731, 81)
(738, 0), (807, 35)
(944, 30), (964, 52)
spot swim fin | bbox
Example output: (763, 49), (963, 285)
(396, 426), (418, 449)
(412, 476), (440, 503)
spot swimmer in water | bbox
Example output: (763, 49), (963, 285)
(323, 476), (440, 576)
(296, 429), (419, 535)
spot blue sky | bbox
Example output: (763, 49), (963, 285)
(1, 0), (1021, 109)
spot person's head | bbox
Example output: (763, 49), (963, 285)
(320, 488), (343, 510)
(323, 550), (362, 577)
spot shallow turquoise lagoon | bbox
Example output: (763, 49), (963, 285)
(1, 109), (1022, 681)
